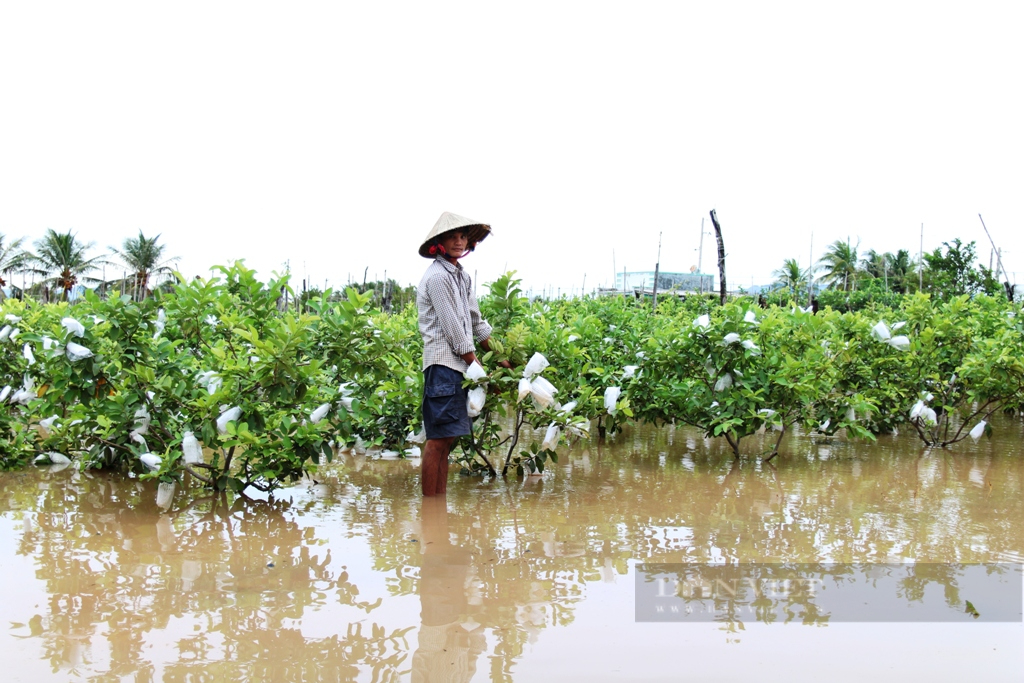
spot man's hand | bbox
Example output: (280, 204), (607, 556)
(479, 337), (513, 370)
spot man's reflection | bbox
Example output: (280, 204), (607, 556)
(412, 497), (485, 682)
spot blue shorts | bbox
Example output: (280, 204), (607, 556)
(422, 364), (472, 440)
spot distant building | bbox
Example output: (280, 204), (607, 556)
(614, 270), (714, 294)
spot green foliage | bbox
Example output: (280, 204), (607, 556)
(817, 279), (905, 312)
(5, 263), (1024, 496)
(923, 239), (1002, 299)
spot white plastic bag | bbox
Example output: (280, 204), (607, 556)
(741, 339), (759, 353)
(216, 406), (242, 434)
(744, 310), (758, 324)
(46, 451), (71, 465)
(134, 406), (151, 435)
(723, 332), (740, 345)
(65, 342), (94, 362)
(23, 343), (35, 365)
(197, 371), (222, 395)
(182, 431), (203, 464)
(11, 377), (35, 405)
(0, 385), (10, 403)
(39, 415), (58, 435)
(530, 377), (557, 409)
(156, 482), (176, 509)
(523, 352), (550, 379)
(542, 423), (561, 450)
(693, 314), (710, 329)
(870, 321), (891, 341)
(62, 317), (86, 337)
(464, 361), (487, 382)
(969, 420), (987, 440)
(0, 325), (13, 341)
(604, 386), (621, 415)
(407, 427), (426, 444)
(559, 400), (577, 414)
(467, 386), (486, 417)
(622, 365), (638, 379)
(517, 378), (532, 402)
(886, 335), (910, 351)
(139, 453), (162, 471)
(714, 373), (733, 392)
(310, 403), (331, 424)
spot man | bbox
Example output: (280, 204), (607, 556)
(416, 212), (507, 497)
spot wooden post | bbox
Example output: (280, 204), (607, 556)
(709, 209), (727, 305)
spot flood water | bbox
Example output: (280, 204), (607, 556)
(1, 419), (1023, 681)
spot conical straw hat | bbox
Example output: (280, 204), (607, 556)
(419, 212), (492, 258)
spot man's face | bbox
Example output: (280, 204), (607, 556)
(439, 230), (468, 258)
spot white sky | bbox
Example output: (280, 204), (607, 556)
(2, 1), (1022, 297)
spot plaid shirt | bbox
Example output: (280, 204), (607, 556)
(417, 256), (492, 372)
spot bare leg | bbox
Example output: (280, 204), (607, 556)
(422, 437), (455, 497)
(436, 442), (450, 495)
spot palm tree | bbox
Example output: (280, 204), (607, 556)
(859, 249), (888, 280)
(772, 258), (809, 298)
(888, 249), (914, 293)
(25, 229), (109, 301)
(111, 231), (179, 301)
(818, 239), (860, 291)
(0, 233), (27, 290)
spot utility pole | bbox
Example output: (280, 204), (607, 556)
(652, 231), (662, 311)
(283, 260), (290, 311)
(978, 214), (1012, 285)
(919, 223), (924, 291)
(808, 232), (814, 305)
(697, 217), (706, 294)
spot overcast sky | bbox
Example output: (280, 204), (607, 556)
(2, 2), (1021, 297)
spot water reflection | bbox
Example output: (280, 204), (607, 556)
(1, 416), (1023, 680)
(412, 497), (485, 682)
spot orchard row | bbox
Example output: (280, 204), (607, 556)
(3, 264), (1022, 492)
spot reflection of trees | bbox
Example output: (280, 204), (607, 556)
(9, 471), (409, 681)
(5, 417), (1024, 676)
(339, 421), (1024, 648)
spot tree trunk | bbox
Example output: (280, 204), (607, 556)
(710, 209), (727, 305)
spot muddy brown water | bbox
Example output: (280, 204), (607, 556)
(1, 420), (1023, 681)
